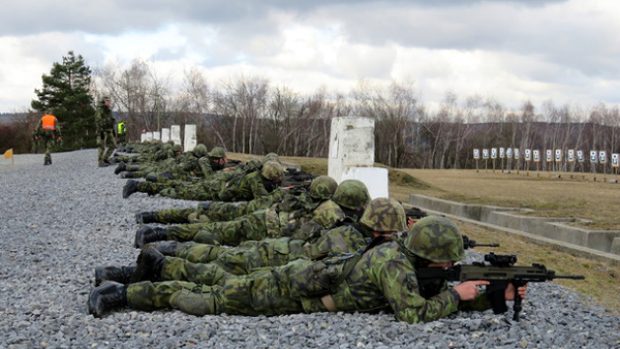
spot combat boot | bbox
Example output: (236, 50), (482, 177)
(145, 173), (158, 182)
(98, 160), (111, 167)
(87, 281), (127, 318)
(123, 180), (139, 198)
(197, 201), (212, 211)
(134, 226), (168, 248)
(120, 171), (139, 179)
(135, 211), (158, 224)
(145, 240), (178, 256)
(132, 246), (165, 282)
(114, 162), (127, 175)
(94, 265), (137, 286)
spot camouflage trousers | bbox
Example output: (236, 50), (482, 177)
(151, 201), (250, 225)
(136, 179), (222, 201)
(155, 224), (368, 283)
(159, 238), (307, 281)
(126, 259), (328, 316)
(165, 208), (282, 246)
(97, 130), (116, 162)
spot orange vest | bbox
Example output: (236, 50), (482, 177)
(41, 114), (58, 130)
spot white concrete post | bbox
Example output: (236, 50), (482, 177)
(183, 124), (197, 152)
(140, 133), (147, 143)
(153, 131), (161, 141)
(161, 128), (170, 143)
(327, 116), (388, 199)
(145, 132), (154, 141)
(170, 125), (182, 146)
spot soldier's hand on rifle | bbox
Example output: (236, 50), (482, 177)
(453, 280), (490, 301)
(504, 283), (528, 301)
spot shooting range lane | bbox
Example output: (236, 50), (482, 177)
(0, 150), (618, 347)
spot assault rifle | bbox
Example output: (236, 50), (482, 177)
(416, 252), (584, 321)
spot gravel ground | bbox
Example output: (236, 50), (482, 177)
(0, 149), (619, 349)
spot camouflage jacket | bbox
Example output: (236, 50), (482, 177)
(95, 105), (115, 131)
(218, 171), (269, 202)
(301, 241), (491, 323)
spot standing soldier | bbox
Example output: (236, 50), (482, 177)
(96, 96), (116, 167)
(33, 112), (61, 165)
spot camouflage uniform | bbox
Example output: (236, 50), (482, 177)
(161, 199), (346, 246)
(218, 161), (284, 202)
(151, 224), (370, 285)
(95, 98), (116, 164)
(126, 241), (491, 321)
(144, 175), (336, 224)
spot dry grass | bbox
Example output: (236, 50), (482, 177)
(227, 153), (620, 312)
(401, 169), (620, 230)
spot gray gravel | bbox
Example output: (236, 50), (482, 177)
(0, 149), (619, 349)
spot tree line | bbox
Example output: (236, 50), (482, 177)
(2, 52), (620, 170)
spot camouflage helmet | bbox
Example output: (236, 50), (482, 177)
(245, 159), (263, 172)
(172, 144), (183, 153)
(312, 200), (346, 228)
(403, 216), (464, 263)
(192, 144), (208, 157)
(332, 179), (370, 210)
(360, 198), (406, 232)
(263, 152), (280, 163)
(208, 146), (226, 159)
(309, 176), (338, 200)
(261, 161), (284, 181)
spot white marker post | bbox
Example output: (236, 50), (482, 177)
(184, 124), (197, 152)
(590, 150), (598, 174)
(514, 148), (520, 174)
(473, 149), (480, 172)
(161, 128), (170, 143)
(533, 149), (541, 174)
(328, 117), (387, 199)
(153, 131), (161, 141)
(140, 133), (147, 143)
(555, 149), (562, 172)
(145, 132), (154, 141)
(171, 125), (182, 146)
(482, 149), (489, 170)
(577, 150), (585, 173)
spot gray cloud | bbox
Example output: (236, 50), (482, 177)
(0, 0), (566, 35)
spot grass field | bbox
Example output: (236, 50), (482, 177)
(228, 153), (620, 312)
(401, 169), (620, 230)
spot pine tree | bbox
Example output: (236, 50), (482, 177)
(31, 51), (96, 150)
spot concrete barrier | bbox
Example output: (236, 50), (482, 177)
(410, 194), (620, 261)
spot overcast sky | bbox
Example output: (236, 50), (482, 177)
(0, 0), (618, 112)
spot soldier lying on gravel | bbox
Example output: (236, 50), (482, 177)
(88, 200), (527, 323)
(132, 179), (370, 247)
(94, 197), (427, 286)
(134, 175), (338, 225)
(122, 160), (285, 201)
(116, 144), (210, 181)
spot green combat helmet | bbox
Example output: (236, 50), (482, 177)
(244, 159), (263, 172)
(172, 144), (183, 154)
(309, 176), (338, 200)
(360, 197), (406, 232)
(208, 146), (226, 159)
(261, 161), (284, 181)
(263, 152), (280, 163)
(312, 200), (346, 228)
(332, 179), (370, 211)
(403, 216), (464, 263)
(193, 144), (208, 157)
